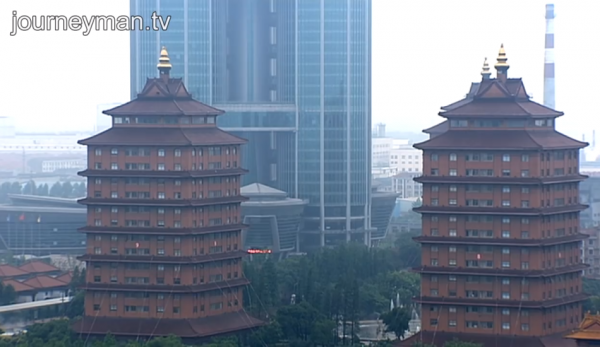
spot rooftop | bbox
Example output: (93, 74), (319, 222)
(565, 312), (600, 341)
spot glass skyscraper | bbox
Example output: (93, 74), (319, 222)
(130, 0), (372, 247)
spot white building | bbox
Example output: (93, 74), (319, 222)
(392, 172), (422, 199)
(372, 137), (394, 168)
(41, 158), (87, 173)
(390, 144), (422, 173)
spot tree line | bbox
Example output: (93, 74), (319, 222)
(0, 181), (86, 203)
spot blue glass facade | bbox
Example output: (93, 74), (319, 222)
(130, 0), (372, 246)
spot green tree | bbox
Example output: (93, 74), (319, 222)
(394, 231), (421, 269)
(0, 182), (10, 203)
(381, 307), (411, 339)
(49, 182), (62, 197)
(36, 183), (49, 196)
(61, 182), (73, 198)
(9, 182), (21, 195)
(0, 282), (16, 305)
(72, 182), (86, 197)
(22, 181), (36, 195)
(248, 322), (284, 347)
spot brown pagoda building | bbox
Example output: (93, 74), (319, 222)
(71, 47), (263, 339)
(399, 45), (589, 347)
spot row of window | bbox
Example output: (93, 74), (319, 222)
(93, 232), (237, 242)
(430, 227), (577, 238)
(430, 273), (579, 283)
(430, 318), (530, 331)
(93, 301), (230, 313)
(93, 189), (237, 200)
(95, 146), (234, 157)
(449, 118), (555, 128)
(429, 168), (577, 177)
(92, 216), (236, 228)
(93, 161), (236, 171)
(431, 245), (531, 254)
(93, 243), (237, 256)
(91, 272), (239, 285)
(113, 115), (216, 125)
(93, 177), (238, 185)
(429, 213), (578, 223)
(431, 150), (578, 162)
(93, 204), (239, 214)
(430, 258), (532, 269)
(91, 259), (238, 271)
(430, 197), (577, 208)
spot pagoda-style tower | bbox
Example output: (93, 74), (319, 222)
(400, 45), (589, 347)
(72, 47), (262, 339)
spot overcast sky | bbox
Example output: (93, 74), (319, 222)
(2, 0), (599, 139)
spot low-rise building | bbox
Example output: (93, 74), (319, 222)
(391, 172), (422, 199)
(0, 260), (72, 303)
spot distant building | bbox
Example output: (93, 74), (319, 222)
(40, 158), (86, 173)
(0, 261), (71, 303)
(581, 227), (600, 278)
(391, 172), (422, 199)
(372, 138), (394, 168)
(389, 144), (422, 173)
(564, 312), (600, 345)
(240, 183), (307, 255)
(0, 194), (86, 256)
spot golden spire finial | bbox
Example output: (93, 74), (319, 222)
(481, 57), (491, 79)
(157, 46), (172, 73)
(494, 44), (509, 68)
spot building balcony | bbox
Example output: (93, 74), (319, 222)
(413, 233), (589, 247)
(78, 250), (246, 264)
(82, 277), (249, 293)
(414, 204), (588, 216)
(413, 174), (587, 185)
(415, 292), (588, 309)
(78, 196), (248, 207)
(78, 223), (247, 236)
(78, 168), (247, 178)
(413, 263), (588, 277)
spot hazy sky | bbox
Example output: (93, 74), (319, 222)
(2, 0), (599, 139)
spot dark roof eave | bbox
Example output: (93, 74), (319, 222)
(413, 233), (589, 246)
(77, 250), (246, 264)
(413, 174), (588, 185)
(413, 204), (588, 216)
(438, 112), (564, 118)
(78, 196), (248, 207)
(413, 263), (588, 277)
(78, 223), (248, 235)
(80, 277), (249, 293)
(415, 293), (588, 309)
(77, 168), (248, 178)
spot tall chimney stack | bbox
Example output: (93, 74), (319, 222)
(544, 4), (556, 110)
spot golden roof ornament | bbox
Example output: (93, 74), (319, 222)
(481, 57), (491, 79)
(494, 44), (509, 69)
(157, 46), (172, 72)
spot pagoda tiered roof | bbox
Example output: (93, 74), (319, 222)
(439, 78), (562, 118)
(78, 127), (246, 146)
(103, 77), (224, 117)
(414, 129), (587, 150)
(565, 312), (600, 341)
(72, 311), (264, 338)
